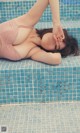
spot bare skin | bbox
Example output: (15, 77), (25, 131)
(11, 0), (65, 65)
(13, 25), (64, 65)
(0, 0), (64, 65)
(49, 0), (65, 45)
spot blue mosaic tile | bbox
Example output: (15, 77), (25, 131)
(0, 0), (80, 22)
(0, 55), (80, 104)
(0, 0), (80, 104)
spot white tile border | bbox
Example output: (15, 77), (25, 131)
(35, 21), (80, 29)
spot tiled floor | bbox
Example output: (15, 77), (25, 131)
(0, 102), (80, 133)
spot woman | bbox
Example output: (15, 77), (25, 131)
(0, 0), (79, 65)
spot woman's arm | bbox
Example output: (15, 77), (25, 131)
(49, 0), (65, 48)
(17, 0), (49, 27)
(29, 47), (61, 65)
(13, 40), (61, 65)
(49, 0), (60, 26)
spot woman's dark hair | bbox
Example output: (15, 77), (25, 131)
(36, 28), (79, 57)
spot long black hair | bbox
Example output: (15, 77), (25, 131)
(36, 28), (79, 57)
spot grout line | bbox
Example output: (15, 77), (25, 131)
(0, 101), (80, 107)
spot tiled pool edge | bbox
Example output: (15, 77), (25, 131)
(0, 102), (80, 133)
(0, 0), (80, 105)
(0, 20), (80, 105)
(0, 56), (80, 105)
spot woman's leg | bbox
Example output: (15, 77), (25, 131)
(16, 0), (49, 27)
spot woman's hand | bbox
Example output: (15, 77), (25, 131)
(52, 24), (65, 49)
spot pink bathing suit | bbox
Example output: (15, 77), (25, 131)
(0, 19), (32, 61)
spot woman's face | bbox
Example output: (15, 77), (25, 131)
(41, 33), (65, 51)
